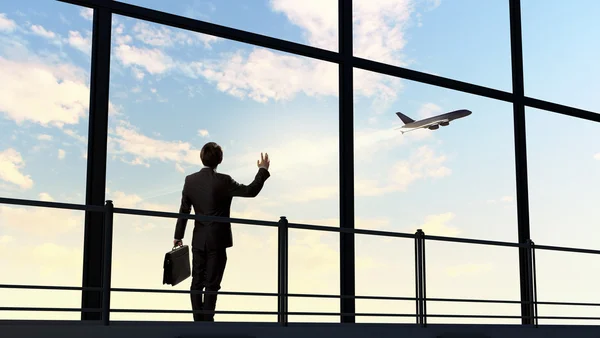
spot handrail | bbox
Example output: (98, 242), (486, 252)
(2, 197), (600, 326)
(5, 196), (599, 253)
(4, 283), (600, 307)
(0, 197), (104, 212)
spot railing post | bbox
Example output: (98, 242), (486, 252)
(277, 216), (289, 326)
(529, 239), (538, 327)
(421, 230), (427, 327)
(414, 229), (426, 326)
(414, 230), (420, 325)
(102, 200), (114, 326)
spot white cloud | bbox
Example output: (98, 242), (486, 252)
(80, 8), (94, 21)
(417, 102), (443, 118)
(425, 0), (442, 11)
(115, 44), (174, 75)
(38, 192), (54, 201)
(0, 148), (33, 189)
(270, 0), (415, 66)
(269, 0), (338, 50)
(186, 49), (337, 103)
(131, 21), (219, 49)
(0, 204), (82, 236)
(0, 13), (16, 32)
(62, 129), (87, 143)
(0, 235), (14, 244)
(37, 134), (52, 141)
(109, 190), (143, 209)
(0, 56), (89, 127)
(257, 0), (439, 107)
(108, 120), (202, 168)
(354, 145), (451, 196)
(67, 30), (92, 55)
(594, 153), (600, 160)
(150, 88), (157, 93)
(175, 163), (185, 173)
(198, 129), (210, 138)
(30, 24), (56, 39)
(412, 212), (460, 237)
(181, 48), (403, 105)
(226, 125), (436, 204)
(58, 149), (66, 160)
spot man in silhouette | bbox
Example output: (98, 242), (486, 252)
(173, 142), (271, 322)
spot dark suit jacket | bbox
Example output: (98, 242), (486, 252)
(174, 167), (270, 250)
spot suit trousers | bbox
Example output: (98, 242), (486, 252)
(190, 245), (227, 321)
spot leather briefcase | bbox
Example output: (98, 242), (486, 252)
(163, 245), (191, 286)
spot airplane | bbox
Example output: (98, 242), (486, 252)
(395, 109), (472, 134)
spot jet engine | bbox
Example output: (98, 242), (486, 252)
(440, 122), (449, 126)
(428, 125), (439, 130)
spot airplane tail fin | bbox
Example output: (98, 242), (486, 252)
(395, 112), (415, 125)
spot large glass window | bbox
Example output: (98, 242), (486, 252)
(522, 0), (600, 112)
(526, 107), (600, 324)
(0, 1), (92, 320)
(352, 0), (512, 91)
(354, 69), (520, 323)
(106, 15), (339, 322)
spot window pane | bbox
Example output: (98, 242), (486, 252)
(117, 0), (338, 52)
(0, 206), (85, 320)
(354, 69), (519, 323)
(107, 15), (339, 322)
(0, 0), (92, 320)
(522, 0), (600, 112)
(527, 107), (600, 324)
(425, 241), (520, 324)
(526, 108), (600, 250)
(535, 251), (600, 325)
(353, 0), (512, 91)
(0, 1), (92, 203)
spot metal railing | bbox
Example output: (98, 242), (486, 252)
(2, 196), (600, 327)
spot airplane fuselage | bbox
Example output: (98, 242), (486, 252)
(401, 109), (472, 129)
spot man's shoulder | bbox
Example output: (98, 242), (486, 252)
(215, 172), (232, 180)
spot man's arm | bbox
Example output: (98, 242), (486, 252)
(227, 167), (270, 197)
(174, 177), (191, 244)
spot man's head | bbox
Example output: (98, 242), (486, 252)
(200, 142), (223, 168)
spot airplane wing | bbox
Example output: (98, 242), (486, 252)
(396, 118), (450, 134)
(419, 118), (449, 128)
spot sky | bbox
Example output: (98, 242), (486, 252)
(1, 0), (600, 326)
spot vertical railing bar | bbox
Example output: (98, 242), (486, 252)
(283, 217), (289, 325)
(526, 238), (536, 326)
(531, 240), (538, 328)
(101, 200), (114, 326)
(416, 229), (424, 326)
(278, 216), (283, 325)
(421, 230), (427, 327)
(277, 216), (289, 326)
(414, 231), (420, 325)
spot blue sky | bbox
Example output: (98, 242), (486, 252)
(0, 0), (600, 325)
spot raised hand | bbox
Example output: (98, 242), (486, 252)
(257, 152), (270, 170)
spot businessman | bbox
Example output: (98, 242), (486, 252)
(173, 142), (271, 322)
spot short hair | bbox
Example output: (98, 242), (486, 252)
(200, 142), (223, 168)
